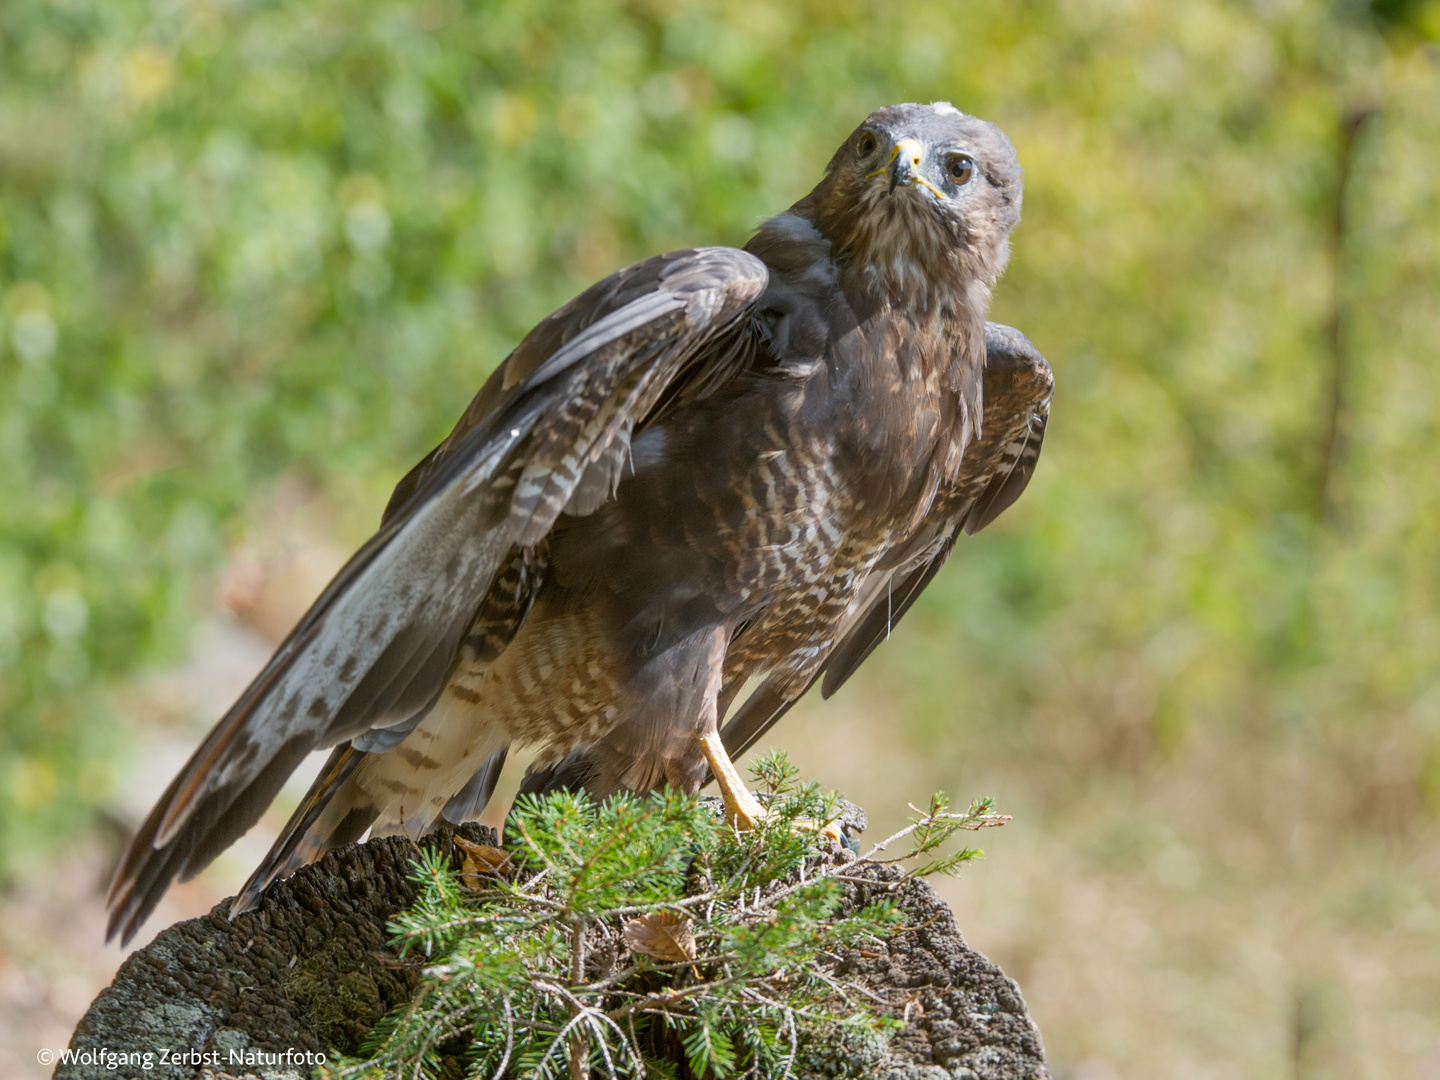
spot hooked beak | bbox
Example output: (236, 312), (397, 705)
(888, 138), (924, 193)
(878, 138), (945, 199)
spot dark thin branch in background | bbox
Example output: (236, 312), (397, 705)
(1315, 106), (1379, 526)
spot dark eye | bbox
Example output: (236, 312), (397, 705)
(947, 154), (975, 185)
(857, 132), (878, 157)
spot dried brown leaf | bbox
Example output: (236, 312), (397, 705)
(623, 910), (697, 963)
(454, 836), (513, 888)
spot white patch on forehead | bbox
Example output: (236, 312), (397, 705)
(928, 101), (962, 116)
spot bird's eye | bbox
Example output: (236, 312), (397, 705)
(857, 133), (878, 157)
(947, 154), (975, 185)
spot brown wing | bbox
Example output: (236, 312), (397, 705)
(718, 322), (1053, 762)
(107, 247), (768, 943)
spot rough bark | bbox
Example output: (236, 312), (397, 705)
(63, 820), (1047, 1080)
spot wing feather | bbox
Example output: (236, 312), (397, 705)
(108, 247), (767, 943)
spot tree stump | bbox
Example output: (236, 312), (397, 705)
(62, 821), (1048, 1079)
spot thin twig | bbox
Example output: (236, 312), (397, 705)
(489, 994), (515, 1080)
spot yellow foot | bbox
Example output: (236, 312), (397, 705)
(698, 729), (843, 842)
(795, 816), (845, 844)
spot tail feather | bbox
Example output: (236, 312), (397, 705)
(519, 750), (596, 800)
(441, 748), (510, 824)
(180, 735), (323, 881)
(105, 730), (315, 945)
(104, 498), (510, 944)
(231, 744), (377, 916)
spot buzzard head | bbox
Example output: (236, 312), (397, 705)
(807, 102), (1023, 315)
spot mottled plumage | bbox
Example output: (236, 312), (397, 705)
(107, 103), (1052, 945)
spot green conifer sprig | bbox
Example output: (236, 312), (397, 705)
(323, 752), (1003, 1080)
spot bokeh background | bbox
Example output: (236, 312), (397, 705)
(3, 0), (1439, 1076)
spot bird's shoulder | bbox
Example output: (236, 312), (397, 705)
(381, 246), (768, 526)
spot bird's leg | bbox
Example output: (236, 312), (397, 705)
(698, 727), (843, 841)
(699, 727), (769, 832)
(693, 628), (768, 831)
(694, 630), (837, 839)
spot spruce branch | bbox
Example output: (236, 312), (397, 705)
(322, 754), (1005, 1080)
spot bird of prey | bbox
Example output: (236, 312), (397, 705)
(107, 102), (1053, 944)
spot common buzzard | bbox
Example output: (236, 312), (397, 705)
(108, 102), (1053, 944)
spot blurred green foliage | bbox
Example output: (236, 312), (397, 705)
(0, 0), (1437, 882)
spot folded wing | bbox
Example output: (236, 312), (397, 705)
(107, 247), (768, 943)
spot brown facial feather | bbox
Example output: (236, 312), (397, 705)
(107, 103), (1047, 946)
